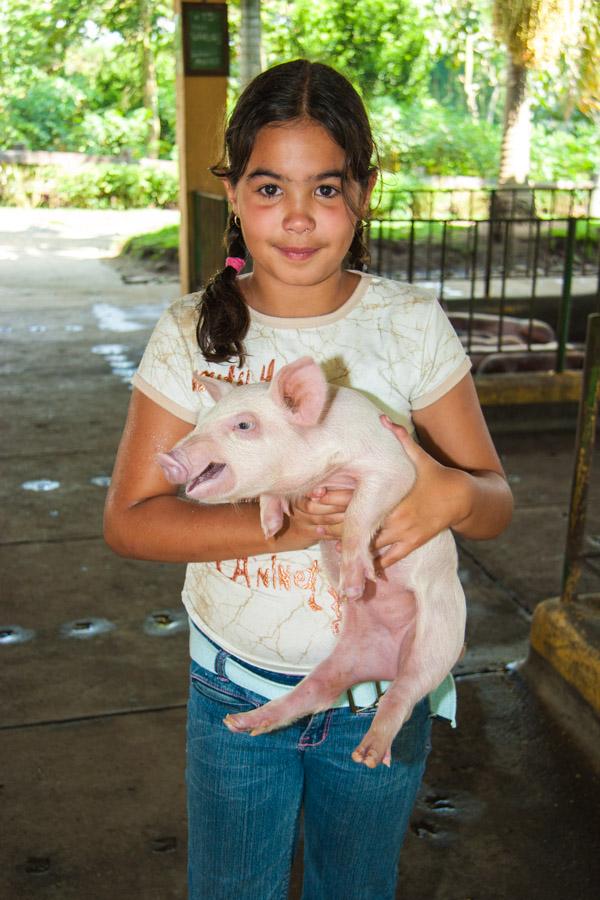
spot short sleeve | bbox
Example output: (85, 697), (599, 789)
(410, 299), (471, 410)
(132, 297), (203, 424)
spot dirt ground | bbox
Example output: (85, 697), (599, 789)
(1, 207), (599, 900)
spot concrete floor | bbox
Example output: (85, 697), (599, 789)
(1, 208), (599, 899)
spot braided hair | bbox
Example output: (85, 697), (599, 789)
(197, 60), (379, 366)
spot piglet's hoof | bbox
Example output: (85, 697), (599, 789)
(223, 713), (253, 734)
(351, 737), (392, 769)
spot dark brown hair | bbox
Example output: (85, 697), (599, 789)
(197, 59), (378, 366)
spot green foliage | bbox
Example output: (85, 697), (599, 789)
(530, 121), (599, 180)
(0, 0), (176, 160)
(0, 162), (178, 209)
(122, 224), (179, 259)
(3, 74), (86, 150)
(0, 0), (596, 207)
(262, 0), (429, 105)
(371, 100), (502, 177)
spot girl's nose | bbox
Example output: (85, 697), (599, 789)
(283, 206), (315, 235)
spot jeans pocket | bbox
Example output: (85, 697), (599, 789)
(190, 671), (262, 712)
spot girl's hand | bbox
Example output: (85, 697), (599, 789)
(289, 487), (353, 542)
(373, 416), (473, 568)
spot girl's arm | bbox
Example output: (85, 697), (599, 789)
(103, 389), (317, 562)
(298, 373), (513, 566)
(373, 373), (513, 567)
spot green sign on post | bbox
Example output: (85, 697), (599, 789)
(182, 3), (229, 77)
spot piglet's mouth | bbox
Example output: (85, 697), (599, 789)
(186, 462), (226, 494)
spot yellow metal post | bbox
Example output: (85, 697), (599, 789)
(174, 0), (229, 294)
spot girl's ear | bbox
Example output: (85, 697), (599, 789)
(360, 171), (378, 217)
(223, 179), (238, 213)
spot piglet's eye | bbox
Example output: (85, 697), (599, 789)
(236, 420), (255, 431)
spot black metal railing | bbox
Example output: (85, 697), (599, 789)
(367, 216), (600, 284)
(193, 191), (600, 376)
(367, 215), (599, 374)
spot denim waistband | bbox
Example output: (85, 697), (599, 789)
(190, 621), (305, 686)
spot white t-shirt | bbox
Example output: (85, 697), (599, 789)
(133, 271), (470, 678)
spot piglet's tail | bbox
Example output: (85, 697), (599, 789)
(196, 215), (250, 367)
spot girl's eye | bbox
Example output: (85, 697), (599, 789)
(258, 183), (281, 198)
(236, 420), (255, 431)
(316, 185), (340, 198)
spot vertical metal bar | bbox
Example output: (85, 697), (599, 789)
(580, 216), (591, 276)
(561, 314), (600, 604)
(556, 217), (577, 373)
(407, 219), (415, 283)
(484, 204), (495, 300)
(544, 217), (553, 275)
(376, 215), (384, 276)
(498, 219), (510, 350)
(526, 218), (542, 349)
(388, 191), (397, 279)
(439, 220), (447, 303)
(426, 219), (433, 279)
(468, 221), (479, 355)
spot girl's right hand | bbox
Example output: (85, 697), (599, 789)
(289, 488), (353, 542)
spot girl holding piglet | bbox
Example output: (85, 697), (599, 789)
(105, 59), (512, 899)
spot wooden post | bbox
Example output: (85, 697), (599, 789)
(174, 0), (229, 294)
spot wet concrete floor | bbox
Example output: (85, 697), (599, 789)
(1, 208), (599, 899)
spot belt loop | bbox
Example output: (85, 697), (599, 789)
(215, 649), (229, 679)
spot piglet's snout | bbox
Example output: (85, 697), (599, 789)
(157, 450), (190, 484)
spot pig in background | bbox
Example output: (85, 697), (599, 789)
(158, 357), (466, 769)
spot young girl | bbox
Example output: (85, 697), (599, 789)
(104, 59), (512, 900)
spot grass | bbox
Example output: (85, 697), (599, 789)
(121, 224), (179, 261)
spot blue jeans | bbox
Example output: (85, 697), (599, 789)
(186, 657), (432, 899)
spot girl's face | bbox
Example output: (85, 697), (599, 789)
(224, 120), (371, 290)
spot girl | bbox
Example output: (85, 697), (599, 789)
(104, 59), (512, 900)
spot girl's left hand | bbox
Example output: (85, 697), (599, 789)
(372, 416), (473, 568)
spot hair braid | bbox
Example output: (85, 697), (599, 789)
(347, 221), (371, 272)
(196, 215), (250, 366)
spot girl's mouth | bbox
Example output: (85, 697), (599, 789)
(186, 462), (226, 494)
(276, 246), (319, 261)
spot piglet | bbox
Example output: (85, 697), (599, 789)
(157, 357), (466, 768)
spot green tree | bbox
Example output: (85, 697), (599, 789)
(262, 0), (429, 106)
(492, 0), (584, 187)
(0, 0), (175, 158)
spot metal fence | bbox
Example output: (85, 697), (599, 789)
(367, 216), (600, 284)
(194, 191), (600, 376)
(367, 215), (600, 374)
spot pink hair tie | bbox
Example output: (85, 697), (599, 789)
(225, 256), (246, 274)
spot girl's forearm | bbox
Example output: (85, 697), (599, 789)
(104, 495), (313, 563)
(451, 469), (513, 540)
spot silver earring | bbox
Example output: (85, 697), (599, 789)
(234, 215), (241, 228)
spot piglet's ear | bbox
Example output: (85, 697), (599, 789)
(194, 375), (235, 404)
(269, 357), (328, 426)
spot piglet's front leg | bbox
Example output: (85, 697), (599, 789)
(338, 473), (407, 600)
(259, 494), (290, 539)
